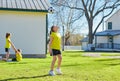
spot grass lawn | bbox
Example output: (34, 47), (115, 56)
(0, 51), (120, 81)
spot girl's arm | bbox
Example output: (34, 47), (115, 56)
(8, 40), (18, 53)
(49, 36), (53, 54)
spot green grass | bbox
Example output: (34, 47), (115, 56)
(0, 51), (120, 81)
(101, 53), (120, 56)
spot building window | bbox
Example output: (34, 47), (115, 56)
(108, 22), (112, 29)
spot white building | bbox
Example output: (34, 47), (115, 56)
(81, 37), (88, 50)
(0, 0), (51, 57)
(95, 9), (120, 51)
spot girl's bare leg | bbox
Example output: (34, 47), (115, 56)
(50, 56), (57, 71)
(6, 52), (10, 60)
(57, 54), (62, 69)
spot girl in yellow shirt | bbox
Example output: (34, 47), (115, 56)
(5, 33), (11, 60)
(49, 26), (62, 76)
(10, 42), (22, 62)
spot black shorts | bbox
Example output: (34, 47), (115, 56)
(12, 58), (17, 61)
(5, 48), (10, 52)
(51, 49), (61, 56)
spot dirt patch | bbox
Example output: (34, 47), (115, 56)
(82, 53), (101, 57)
(82, 53), (120, 58)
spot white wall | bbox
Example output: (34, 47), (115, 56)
(96, 35), (120, 44)
(81, 42), (88, 50)
(114, 35), (120, 43)
(0, 11), (47, 54)
(96, 37), (108, 43)
(106, 10), (120, 30)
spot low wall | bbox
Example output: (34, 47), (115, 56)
(64, 46), (81, 50)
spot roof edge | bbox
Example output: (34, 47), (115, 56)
(95, 30), (120, 36)
(0, 8), (48, 13)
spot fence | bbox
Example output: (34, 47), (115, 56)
(64, 46), (82, 50)
(95, 43), (120, 49)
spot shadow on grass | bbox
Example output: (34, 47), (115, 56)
(64, 51), (83, 53)
(95, 59), (120, 66)
(7, 62), (28, 65)
(0, 74), (49, 81)
(95, 58), (120, 61)
(62, 63), (81, 67)
(68, 55), (82, 57)
(107, 63), (120, 66)
(0, 61), (5, 63)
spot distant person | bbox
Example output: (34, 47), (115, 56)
(49, 26), (62, 76)
(2, 41), (22, 62)
(5, 33), (11, 60)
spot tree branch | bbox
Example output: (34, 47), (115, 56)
(89, 0), (92, 13)
(85, 0), (89, 6)
(70, 12), (84, 24)
(82, 0), (90, 21)
(93, 1), (120, 18)
(93, 6), (116, 35)
(91, 0), (97, 14)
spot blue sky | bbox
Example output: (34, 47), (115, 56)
(48, 0), (120, 36)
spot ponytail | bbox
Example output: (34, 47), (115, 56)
(50, 26), (54, 35)
(6, 33), (11, 38)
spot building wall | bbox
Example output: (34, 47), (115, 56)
(106, 10), (120, 30)
(114, 35), (120, 43)
(0, 10), (47, 55)
(95, 36), (120, 47)
(81, 42), (88, 50)
(96, 36), (108, 43)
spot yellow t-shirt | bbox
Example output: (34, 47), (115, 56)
(5, 38), (11, 48)
(16, 52), (22, 61)
(50, 32), (61, 50)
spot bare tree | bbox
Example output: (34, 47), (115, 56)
(50, 0), (84, 45)
(55, 0), (120, 47)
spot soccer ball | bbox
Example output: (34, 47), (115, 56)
(48, 7), (54, 14)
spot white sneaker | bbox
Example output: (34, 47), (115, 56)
(6, 59), (12, 62)
(49, 70), (55, 76)
(56, 68), (62, 75)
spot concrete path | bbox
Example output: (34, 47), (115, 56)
(82, 53), (120, 58)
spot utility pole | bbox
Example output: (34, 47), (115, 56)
(62, 26), (65, 51)
(102, 10), (104, 31)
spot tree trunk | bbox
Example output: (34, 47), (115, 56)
(65, 32), (70, 45)
(88, 19), (93, 44)
(65, 37), (70, 45)
(88, 19), (94, 50)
